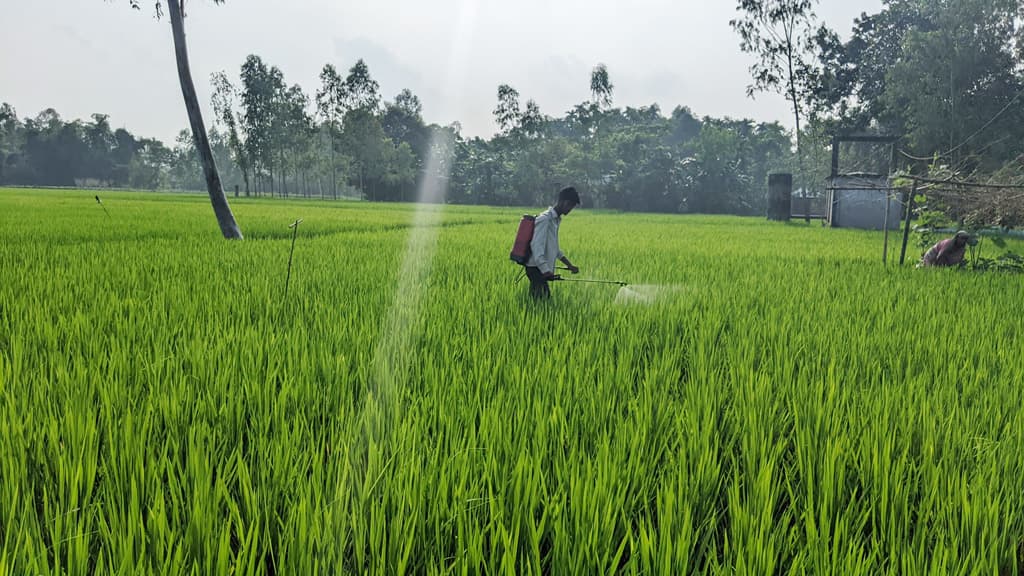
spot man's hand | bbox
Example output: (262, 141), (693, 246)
(566, 264), (580, 275)
(544, 272), (561, 281)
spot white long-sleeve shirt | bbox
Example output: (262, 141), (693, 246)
(526, 207), (564, 275)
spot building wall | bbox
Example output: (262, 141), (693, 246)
(829, 176), (902, 230)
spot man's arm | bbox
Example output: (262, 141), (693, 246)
(554, 234), (578, 274)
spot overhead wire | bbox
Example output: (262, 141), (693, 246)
(899, 87), (1024, 163)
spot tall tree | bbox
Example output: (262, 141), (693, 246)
(337, 59), (384, 198)
(519, 100), (546, 139)
(316, 64), (347, 198)
(882, 0), (1023, 169)
(805, 0), (1024, 172)
(805, 3), (931, 129)
(128, 0), (242, 238)
(344, 59), (382, 114)
(381, 89), (429, 195)
(130, 137), (172, 190)
(731, 0), (818, 191)
(382, 90), (426, 150)
(393, 89), (423, 118)
(0, 104), (20, 183)
(239, 55), (286, 196)
(382, 141), (417, 201)
(590, 64), (615, 110)
(493, 85), (522, 136)
(274, 83), (312, 196)
(210, 71), (252, 195)
(84, 113), (115, 184)
(587, 64), (615, 206)
(341, 109), (387, 199)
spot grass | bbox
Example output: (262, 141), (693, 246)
(1, 187), (1022, 574)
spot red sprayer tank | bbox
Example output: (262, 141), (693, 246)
(509, 214), (536, 265)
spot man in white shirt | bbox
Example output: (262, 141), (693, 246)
(525, 186), (581, 299)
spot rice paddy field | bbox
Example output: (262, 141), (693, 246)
(1, 187), (1023, 575)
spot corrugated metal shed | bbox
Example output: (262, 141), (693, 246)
(827, 174), (902, 230)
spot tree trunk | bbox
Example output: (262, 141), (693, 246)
(166, 0), (242, 239)
(330, 128), (338, 200)
(784, 30), (807, 223)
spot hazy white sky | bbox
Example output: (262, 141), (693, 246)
(2, 0), (882, 144)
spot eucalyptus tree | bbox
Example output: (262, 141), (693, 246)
(126, 0), (241, 238)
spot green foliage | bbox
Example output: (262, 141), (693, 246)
(2, 188), (1024, 573)
(731, 0), (819, 194)
(493, 84), (522, 137)
(343, 59), (382, 115)
(970, 251), (1024, 273)
(467, 84), (793, 213)
(0, 107), (214, 191)
(730, 0), (818, 99)
(803, 0), (1024, 233)
(884, 0), (1023, 167)
(590, 64), (614, 110)
(807, 0), (1024, 170)
(1, 55), (794, 214)
(907, 185), (957, 250)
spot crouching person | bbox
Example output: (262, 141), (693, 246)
(919, 230), (977, 268)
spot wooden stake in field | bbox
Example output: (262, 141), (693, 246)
(899, 182), (919, 266)
(883, 191), (891, 265)
(285, 218), (303, 299)
(95, 195), (111, 219)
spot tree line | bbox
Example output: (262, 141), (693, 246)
(734, 0), (1024, 191)
(0, 56), (793, 215)
(4, 0), (1022, 221)
(0, 104), (245, 193)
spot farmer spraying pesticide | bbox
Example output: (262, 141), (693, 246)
(520, 186), (581, 299)
(510, 186), (628, 298)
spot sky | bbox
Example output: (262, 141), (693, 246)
(2, 0), (882, 145)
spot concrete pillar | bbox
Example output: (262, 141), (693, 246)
(767, 173), (793, 221)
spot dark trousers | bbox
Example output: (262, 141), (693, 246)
(525, 266), (550, 299)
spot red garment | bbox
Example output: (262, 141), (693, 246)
(921, 238), (966, 266)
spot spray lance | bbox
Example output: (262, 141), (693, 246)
(508, 214), (628, 287)
(557, 265), (681, 304)
(553, 267), (628, 287)
(555, 277), (629, 287)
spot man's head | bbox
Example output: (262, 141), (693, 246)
(954, 230), (978, 247)
(555, 186), (581, 215)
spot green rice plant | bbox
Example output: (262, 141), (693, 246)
(1, 188), (1022, 575)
